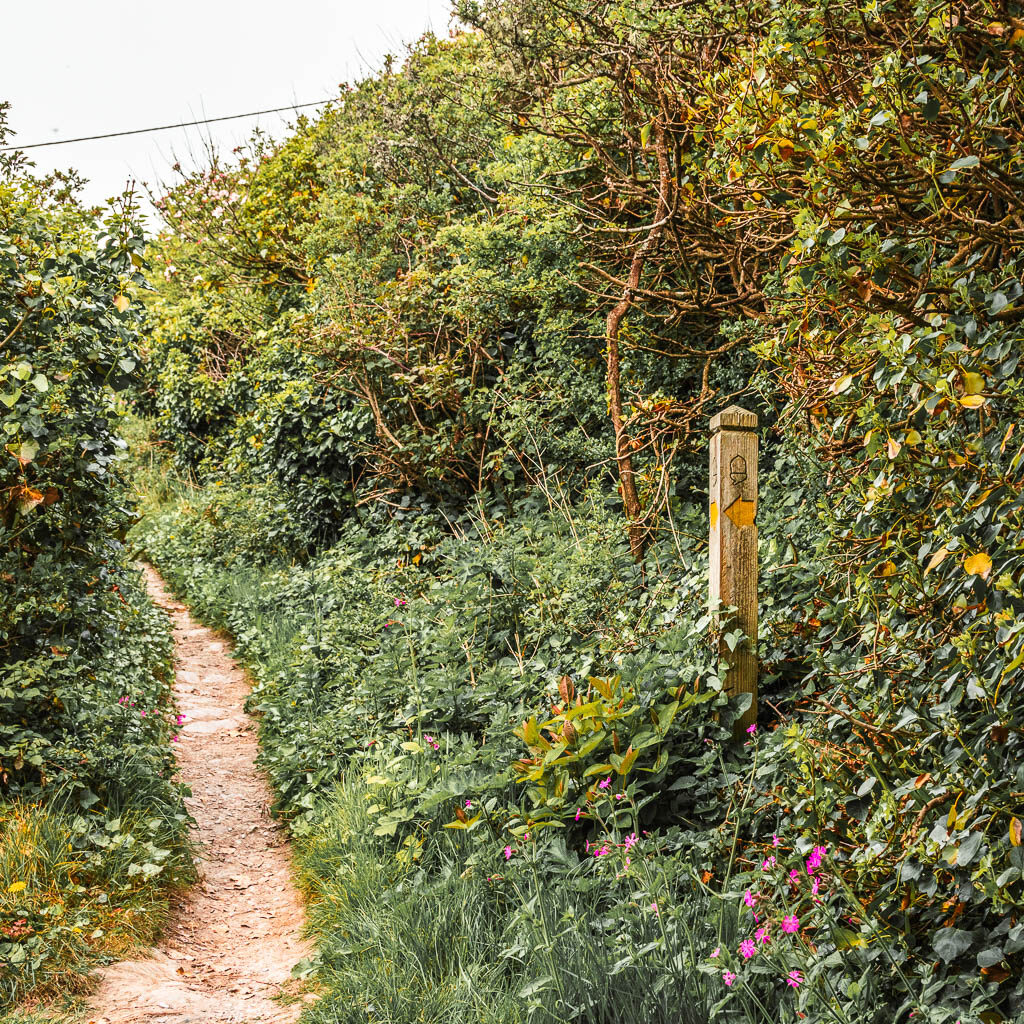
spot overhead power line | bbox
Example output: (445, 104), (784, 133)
(0, 100), (334, 152)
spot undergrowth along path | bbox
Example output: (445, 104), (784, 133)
(88, 566), (311, 1024)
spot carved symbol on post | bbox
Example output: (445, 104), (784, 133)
(729, 455), (748, 486)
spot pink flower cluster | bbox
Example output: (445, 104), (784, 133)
(423, 734), (441, 751)
(715, 838), (826, 994)
(806, 844), (828, 873)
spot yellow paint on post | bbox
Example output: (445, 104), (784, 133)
(724, 497), (755, 528)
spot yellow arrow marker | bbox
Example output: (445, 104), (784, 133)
(724, 497), (756, 527)
(709, 501), (718, 528)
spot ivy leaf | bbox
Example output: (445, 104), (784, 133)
(112, 294), (130, 313)
(932, 928), (973, 963)
(989, 291), (1009, 314)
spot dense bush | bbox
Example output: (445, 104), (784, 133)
(0, 113), (191, 1007)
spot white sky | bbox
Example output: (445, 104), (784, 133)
(2, 0), (454, 218)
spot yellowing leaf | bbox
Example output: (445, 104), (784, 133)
(640, 122), (652, 147)
(831, 374), (853, 395)
(959, 394), (986, 408)
(905, 429), (922, 446)
(962, 371), (985, 395)
(886, 438), (901, 459)
(112, 294), (130, 313)
(880, 561), (897, 577)
(7, 881), (26, 893)
(1011, 818), (1022, 847)
(963, 552), (993, 578)
(925, 546), (949, 574)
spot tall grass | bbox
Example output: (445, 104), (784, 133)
(0, 798), (191, 1007)
(295, 776), (744, 1024)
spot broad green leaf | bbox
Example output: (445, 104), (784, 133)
(932, 928), (972, 963)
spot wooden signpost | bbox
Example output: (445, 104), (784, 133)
(709, 405), (758, 736)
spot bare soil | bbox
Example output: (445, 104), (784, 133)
(87, 566), (312, 1024)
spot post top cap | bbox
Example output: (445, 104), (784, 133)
(710, 405), (758, 433)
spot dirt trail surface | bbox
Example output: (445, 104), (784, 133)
(88, 566), (311, 1024)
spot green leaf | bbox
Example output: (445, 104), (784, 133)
(518, 976), (554, 998)
(949, 155), (979, 170)
(932, 928), (972, 963)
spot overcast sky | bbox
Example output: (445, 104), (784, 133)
(2, 0), (454, 218)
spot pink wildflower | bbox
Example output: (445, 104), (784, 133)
(743, 889), (757, 908)
(806, 844), (828, 874)
(465, 799), (473, 810)
(773, 834), (781, 847)
(624, 832), (638, 851)
(723, 971), (737, 987)
(710, 946), (719, 958)
(789, 869), (800, 882)
(504, 845), (512, 860)
(171, 735), (179, 742)
(781, 915), (799, 934)
(651, 902), (659, 914)
(594, 844), (610, 857)
(599, 777), (611, 790)
(755, 925), (771, 946)
(575, 807), (583, 822)
(786, 970), (802, 989)
(739, 939), (756, 959)
(746, 723), (757, 734)
(761, 856), (776, 870)
(614, 793), (624, 801)
(811, 876), (821, 895)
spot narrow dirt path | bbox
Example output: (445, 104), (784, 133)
(88, 566), (312, 1024)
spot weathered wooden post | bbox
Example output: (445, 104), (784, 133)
(709, 405), (758, 736)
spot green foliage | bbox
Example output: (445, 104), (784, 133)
(132, 0), (1024, 1018)
(0, 109), (191, 1007)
